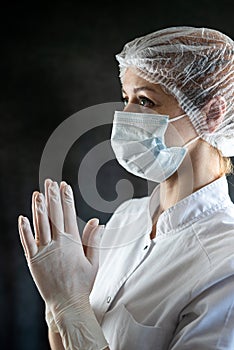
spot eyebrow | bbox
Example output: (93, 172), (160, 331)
(122, 86), (160, 94)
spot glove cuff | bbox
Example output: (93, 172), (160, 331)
(52, 294), (109, 350)
(45, 304), (59, 333)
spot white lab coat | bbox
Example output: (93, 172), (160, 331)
(90, 176), (234, 349)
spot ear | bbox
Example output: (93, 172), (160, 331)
(203, 96), (226, 133)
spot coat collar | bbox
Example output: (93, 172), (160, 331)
(147, 176), (232, 238)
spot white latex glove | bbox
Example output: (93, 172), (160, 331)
(18, 180), (109, 350)
(30, 180), (102, 333)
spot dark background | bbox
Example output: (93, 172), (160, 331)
(1, 1), (234, 349)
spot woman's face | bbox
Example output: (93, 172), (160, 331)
(121, 67), (198, 146)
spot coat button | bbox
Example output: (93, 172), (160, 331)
(143, 245), (148, 250)
(107, 296), (111, 303)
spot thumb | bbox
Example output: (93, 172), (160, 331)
(82, 218), (105, 267)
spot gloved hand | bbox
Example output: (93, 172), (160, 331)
(18, 179), (109, 350)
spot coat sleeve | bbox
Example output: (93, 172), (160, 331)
(169, 275), (234, 349)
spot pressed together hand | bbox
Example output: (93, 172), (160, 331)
(18, 179), (109, 349)
(18, 179), (103, 306)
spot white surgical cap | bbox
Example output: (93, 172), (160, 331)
(115, 26), (234, 157)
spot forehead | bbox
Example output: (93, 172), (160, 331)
(122, 67), (167, 96)
(121, 67), (182, 110)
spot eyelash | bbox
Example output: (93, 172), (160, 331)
(122, 96), (155, 108)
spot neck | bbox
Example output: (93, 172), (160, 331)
(158, 141), (223, 213)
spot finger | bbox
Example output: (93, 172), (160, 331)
(61, 184), (80, 238)
(44, 178), (53, 233)
(32, 191), (40, 244)
(59, 180), (67, 207)
(18, 216), (28, 256)
(48, 181), (64, 239)
(18, 216), (38, 258)
(44, 178), (53, 207)
(44, 178), (53, 218)
(60, 180), (67, 192)
(82, 219), (103, 266)
(35, 193), (52, 245)
(82, 218), (99, 246)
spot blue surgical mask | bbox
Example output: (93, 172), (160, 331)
(111, 110), (200, 183)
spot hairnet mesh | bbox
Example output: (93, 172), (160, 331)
(115, 26), (234, 156)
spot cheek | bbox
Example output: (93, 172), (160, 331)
(164, 120), (198, 147)
(159, 96), (184, 118)
(164, 122), (188, 147)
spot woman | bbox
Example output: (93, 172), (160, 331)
(18, 26), (234, 349)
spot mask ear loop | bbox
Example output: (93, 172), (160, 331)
(169, 113), (187, 123)
(184, 135), (201, 148)
(169, 113), (201, 148)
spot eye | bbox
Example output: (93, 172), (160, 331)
(122, 97), (128, 106)
(139, 96), (154, 108)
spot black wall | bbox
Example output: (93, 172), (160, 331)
(1, 1), (234, 349)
